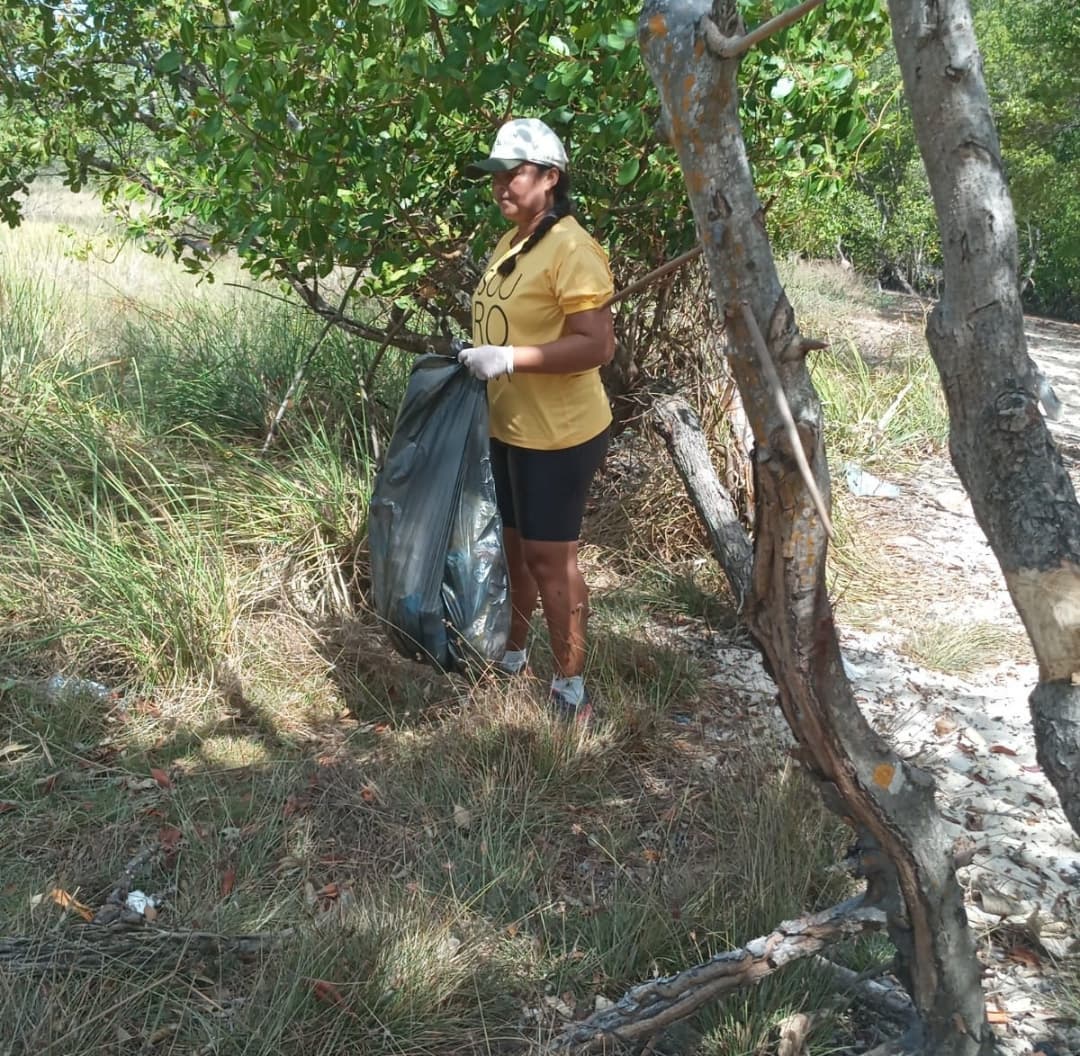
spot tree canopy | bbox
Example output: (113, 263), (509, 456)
(1, 0), (893, 341)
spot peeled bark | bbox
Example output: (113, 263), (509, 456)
(638, 2), (990, 1052)
(886, 0), (1080, 836)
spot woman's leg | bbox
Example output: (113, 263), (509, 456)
(502, 525), (539, 653)
(508, 429), (608, 686)
(520, 539), (588, 677)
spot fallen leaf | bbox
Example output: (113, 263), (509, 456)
(158, 825), (183, 854)
(969, 771), (990, 785)
(316, 883), (340, 900)
(221, 867), (236, 898)
(50, 888), (94, 922)
(150, 768), (172, 789)
(453, 803), (472, 829)
(1026, 793), (1047, 808)
(986, 1008), (1009, 1025)
(1007, 946), (1042, 968)
(643, 848), (662, 863)
(543, 994), (575, 1020)
(312, 979), (346, 1007)
(989, 745), (1018, 757)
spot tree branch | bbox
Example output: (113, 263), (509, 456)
(736, 301), (834, 539)
(606, 245), (704, 309)
(261, 269), (365, 452)
(649, 388), (753, 609)
(281, 267), (453, 355)
(549, 896), (885, 1050)
(703, 0), (826, 60)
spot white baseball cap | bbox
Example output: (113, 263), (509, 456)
(466, 118), (569, 176)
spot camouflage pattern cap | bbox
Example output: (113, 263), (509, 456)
(466, 118), (569, 176)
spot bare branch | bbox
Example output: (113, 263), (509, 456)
(703, 0), (826, 60)
(606, 245), (703, 309)
(736, 301), (834, 539)
(811, 956), (916, 1023)
(548, 896), (884, 1050)
(649, 389), (753, 609)
(261, 269), (364, 452)
(282, 268), (453, 355)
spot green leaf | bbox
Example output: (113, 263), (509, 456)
(154, 50), (182, 75)
(616, 157), (640, 186)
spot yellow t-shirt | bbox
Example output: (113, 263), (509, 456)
(472, 216), (614, 451)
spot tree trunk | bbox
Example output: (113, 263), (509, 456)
(638, 2), (990, 1053)
(650, 390), (753, 607)
(886, 0), (1080, 837)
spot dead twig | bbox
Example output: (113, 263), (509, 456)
(548, 895), (885, 1051)
(261, 269), (364, 453)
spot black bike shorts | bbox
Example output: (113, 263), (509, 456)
(489, 428), (609, 543)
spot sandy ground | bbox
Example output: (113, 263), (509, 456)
(700, 311), (1080, 1052)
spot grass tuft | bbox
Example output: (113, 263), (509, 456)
(899, 619), (1032, 674)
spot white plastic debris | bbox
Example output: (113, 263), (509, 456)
(125, 890), (156, 915)
(844, 462), (901, 499)
(45, 674), (111, 701)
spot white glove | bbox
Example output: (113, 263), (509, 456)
(458, 344), (515, 381)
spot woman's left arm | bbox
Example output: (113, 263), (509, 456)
(512, 306), (615, 374)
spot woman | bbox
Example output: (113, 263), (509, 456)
(461, 117), (615, 723)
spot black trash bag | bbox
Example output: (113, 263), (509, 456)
(368, 354), (509, 672)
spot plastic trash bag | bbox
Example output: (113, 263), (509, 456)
(368, 354), (509, 672)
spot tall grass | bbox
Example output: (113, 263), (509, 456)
(0, 211), (398, 686)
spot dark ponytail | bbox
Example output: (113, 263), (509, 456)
(497, 169), (573, 277)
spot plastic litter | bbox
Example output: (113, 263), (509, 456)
(368, 354), (509, 672)
(844, 462), (901, 499)
(124, 890), (155, 915)
(44, 674), (111, 702)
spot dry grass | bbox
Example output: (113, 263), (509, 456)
(0, 612), (850, 1054)
(899, 620), (1033, 674)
